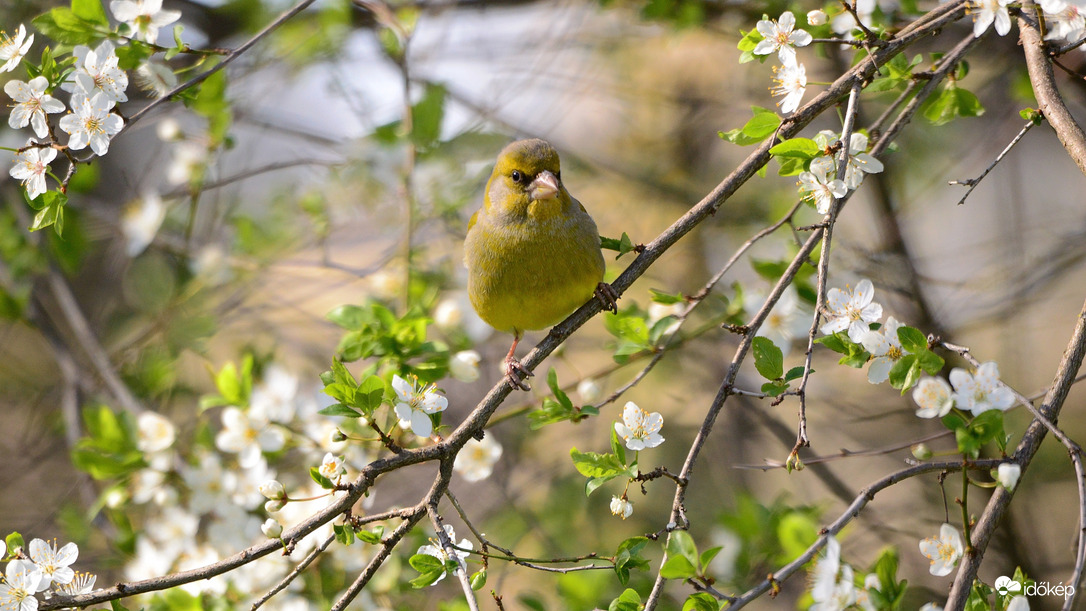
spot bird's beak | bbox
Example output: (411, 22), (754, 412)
(529, 170), (559, 201)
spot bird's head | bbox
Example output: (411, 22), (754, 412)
(484, 139), (571, 220)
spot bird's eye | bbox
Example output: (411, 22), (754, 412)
(510, 170), (525, 184)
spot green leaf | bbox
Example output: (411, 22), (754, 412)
(942, 412), (967, 432)
(318, 403), (362, 418)
(666, 530), (699, 566)
(614, 537), (650, 586)
(649, 288), (685, 304)
(659, 555), (697, 579)
(327, 304), (369, 329)
(408, 554), (447, 588)
(752, 336), (784, 380)
(896, 326), (928, 353)
(683, 592), (722, 611)
(736, 28), (766, 64)
(719, 106), (781, 145)
(698, 546), (722, 572)
(470, 569), (487, 590)
(610, 427), (627, 467)
(28, 191), (68, 235)
(410, 83), (446, 151)
(783, 366), (806, 382)
(115, 41), (156, 71)
(5, 532), (25, 556)
(608, 588), (643, 611)
(776, 512), (818, 559)
(32, 8), (106, 45)
(357, 375), (387, 414)
(357, 526), (383, 544)
(761, 380), (789, 397)
(888, 354), (921, 391)
(601, 232), (636, 259)
(1020, 107), (1043, 124)
(917, 349), (945, 374)
(769, 137), (820, 159)
(333, 524), (355, 546)
(71, 0), (109, 27)
(922, 83), (985, 126)
(570, 448), (629, 480)
(309, 467), (334, 489)
(815, 332), (871, 368)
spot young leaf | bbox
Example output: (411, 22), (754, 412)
(752, 336), (784, 381)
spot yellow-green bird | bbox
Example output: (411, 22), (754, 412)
(465, 139), (616, 390)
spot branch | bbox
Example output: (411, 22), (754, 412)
(945, 297), (1086, 609)
(1018, 0), (1086, 175)
(725, 458), (1005, 609)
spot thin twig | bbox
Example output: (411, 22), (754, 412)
(250, 533), (334, 610)
(123, 0), (321, 134)
(948, 119), (1038, 205)
(724, 458), (1005, 609)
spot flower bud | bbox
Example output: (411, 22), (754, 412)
(577, 378), (602, 404)
(264, 499), (286, 513)
(997, 463), (1021, 490)
(610, 495), (633, 519)
(260, 479), (285, 500)
(807, 9), (828, 25)
(912, 443), (933, 460)
(261, 518), (283, 538)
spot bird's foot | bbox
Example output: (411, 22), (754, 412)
(595, 282), (619, 314)
(503, 355), (533, 391)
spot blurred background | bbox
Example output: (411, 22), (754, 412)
(2, 0), (1086, 608)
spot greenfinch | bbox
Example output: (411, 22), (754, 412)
(465, 139), (616, 390)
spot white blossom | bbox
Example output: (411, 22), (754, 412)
(59, 92), (124, 156)
(770, 62), (807, 114)
(753, 11), (813, 65)
(819, 279), (883, 343)
(614, 401), (664, 450)
(5, 77), (65, 138)
(972, 0), (1013, 36)
(860, 316), (907, 384)
(392, 375), (448, 439)
(318, 452), (345, 480)
(0, 559), (42, 611)
(449, 350), (481, 383)
(215, 406), (286, 468)
(61, 41), (128, 104)
(135, 61), (177, 97)
(137, 411), (176, 453)
(10, 144), (56, 200)
(798, 156), (847, 214)
(0, 25), (33, 73)
(919, 523), (963, 576)
(948, 361), (1015, 415)
(453, 435), (503, 482)
(110, 0), (182, 44)
(28, 538), (78, 588)
(913, 376), (955, 418)
(121, 193), (167, 257)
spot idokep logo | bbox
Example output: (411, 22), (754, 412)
(995, 575), (1076, 600)
(994, 576), (1022, 596)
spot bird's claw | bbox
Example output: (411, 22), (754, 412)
(503, 355), (533, 391)
(595, 282), (619, 314)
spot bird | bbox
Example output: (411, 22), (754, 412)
(464, 138), (617, 390)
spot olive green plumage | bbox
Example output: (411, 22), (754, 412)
(464, 139), (606, 337)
